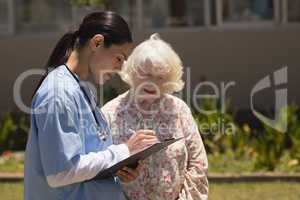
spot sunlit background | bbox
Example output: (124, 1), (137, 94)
(0, 1), (300, 200)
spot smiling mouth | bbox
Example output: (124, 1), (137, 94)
(143, 88), (156, 94)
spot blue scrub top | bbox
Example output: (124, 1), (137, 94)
(24, 65), (126, 200)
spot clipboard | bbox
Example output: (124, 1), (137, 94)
(90, 137), (184, 180)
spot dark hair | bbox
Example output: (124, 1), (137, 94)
(33, 11), (132, 96)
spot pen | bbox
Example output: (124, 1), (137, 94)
(128, 128), (135, 135)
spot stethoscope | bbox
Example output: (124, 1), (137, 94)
(65, 65), (132, 199)
(64, 64), (109, 142)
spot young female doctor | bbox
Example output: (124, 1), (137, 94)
(24, 11), (158, 200)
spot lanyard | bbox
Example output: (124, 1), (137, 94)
(63, 64), (108, 141)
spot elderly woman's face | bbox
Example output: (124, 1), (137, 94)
(132, 59), (170, 100)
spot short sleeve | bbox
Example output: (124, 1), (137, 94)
(34, 95), (83, 176)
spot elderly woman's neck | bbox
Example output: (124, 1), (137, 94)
(137, 100), (153, 110)
(129, 90), (162, 111)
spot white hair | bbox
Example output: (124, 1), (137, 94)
(120, 33), (184, 93)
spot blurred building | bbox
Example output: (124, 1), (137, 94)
(0, 0), (300, 113)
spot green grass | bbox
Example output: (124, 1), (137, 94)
(208, 152), (256, 173)
(0, 157), (24, 173)
(208, 152), (300, 173)
(0, 182), (300, 200)
(1, 151), (300, 174)
(0, 182), (23, 200)
(209, 182), (300, 200)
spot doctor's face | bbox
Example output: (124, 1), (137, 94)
(89, 42), (132, 85)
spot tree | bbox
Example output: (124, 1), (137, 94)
(70, 0), (109, 8)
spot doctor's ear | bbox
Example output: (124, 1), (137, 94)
(90, 34), (104, 50)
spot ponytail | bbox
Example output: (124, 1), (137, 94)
(46, 31), (78, 69)
(32, 31), (78, 97)
(32, 11), (132, 97)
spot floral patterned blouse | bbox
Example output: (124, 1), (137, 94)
(101, 91), (208, 200)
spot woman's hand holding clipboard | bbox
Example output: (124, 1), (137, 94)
(116, 129), (158, 183)
(90, 131), (183, 181)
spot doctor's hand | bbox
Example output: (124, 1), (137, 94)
(126, 129), (158, 155)
(116, 162), (144, 183)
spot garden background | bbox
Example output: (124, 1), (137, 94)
(1, 0), (300, 199)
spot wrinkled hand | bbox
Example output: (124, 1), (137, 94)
(116, 161), (144, 183)
(126, 129), (158, 155)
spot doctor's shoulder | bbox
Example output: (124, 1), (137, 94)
(32, 66), (80, 109)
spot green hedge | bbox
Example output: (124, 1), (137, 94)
(1, 98), (300, 172)
(194, 99), (300, 172)
(0, 111), (29, 154)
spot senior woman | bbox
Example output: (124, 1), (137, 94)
(101, 34), (208, 200)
